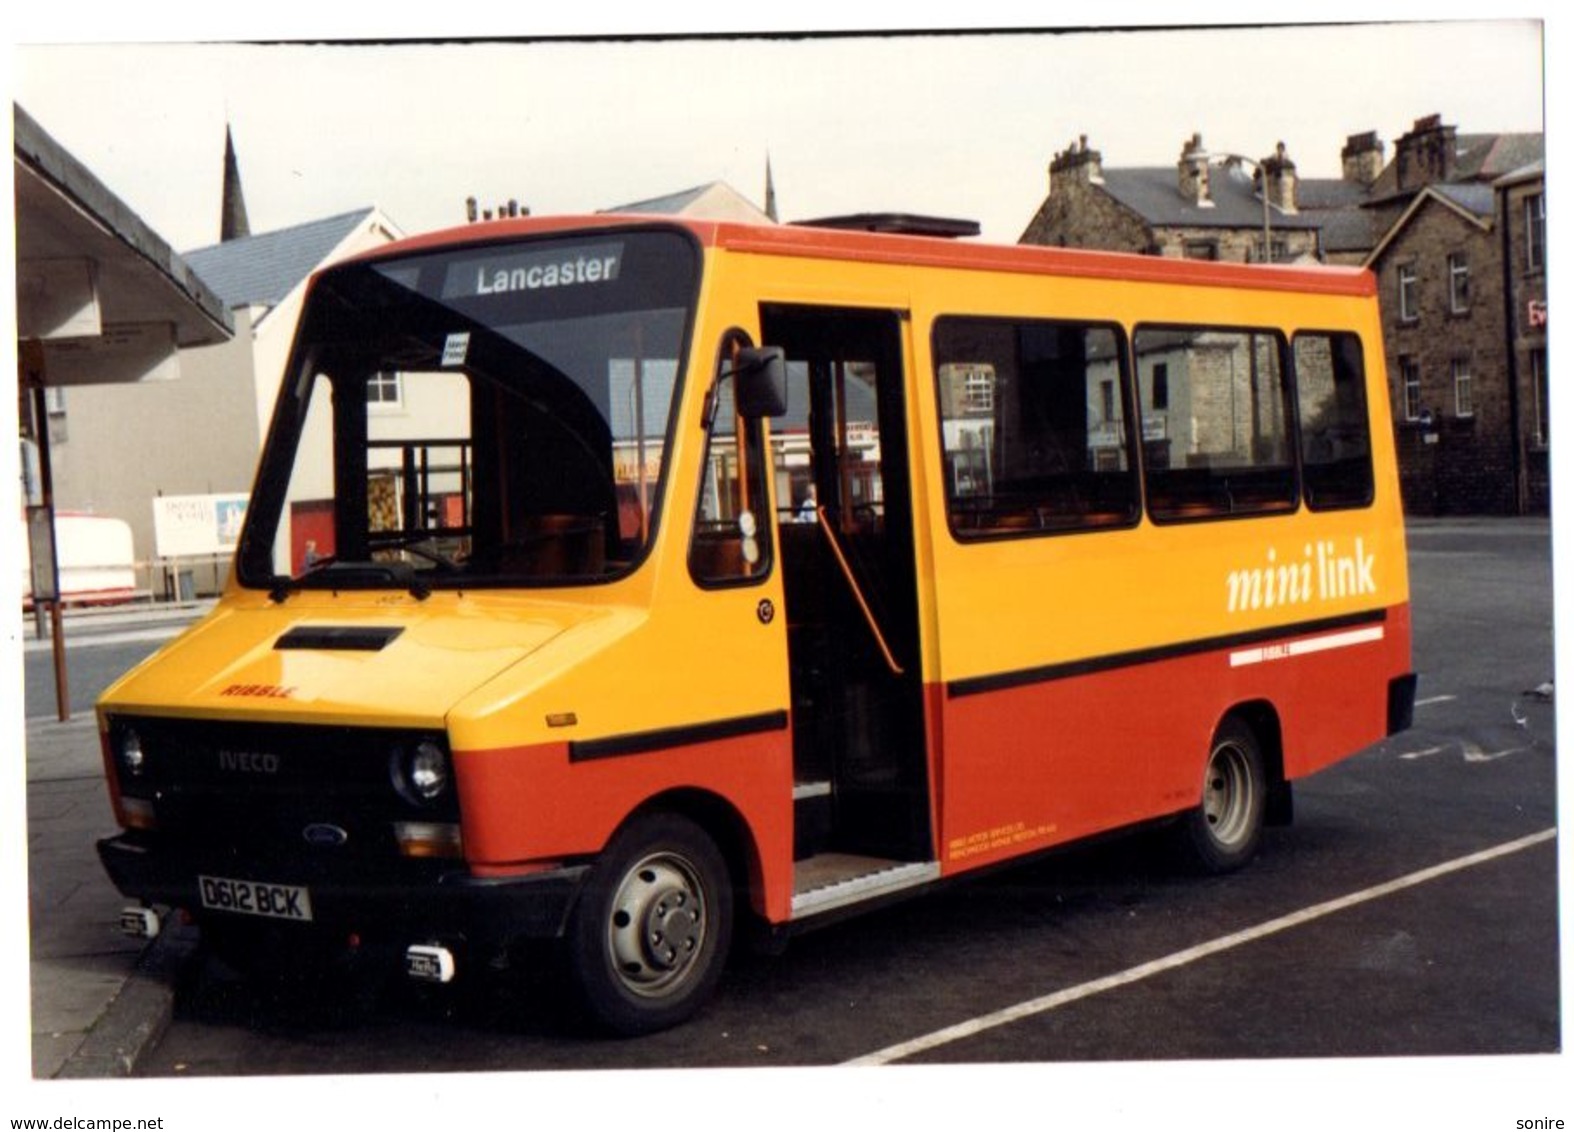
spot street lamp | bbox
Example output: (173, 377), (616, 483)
(1215, 153), (1273, 264)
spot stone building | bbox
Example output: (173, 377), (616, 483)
(1499, 162), (1550, 512)
(1019, 133), (1324, 263)
(1361, 115), (1546, 515)
(1020, 114), (1547, 515)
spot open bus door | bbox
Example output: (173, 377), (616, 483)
(761, 305), (933, 890)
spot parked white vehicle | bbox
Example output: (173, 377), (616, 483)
(22, 511), (137, 606)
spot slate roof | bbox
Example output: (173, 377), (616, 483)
(603, 181), (771, 222)
(1366, 132), (1544, 205)
(1315, 207), (1381, 255)
(1291, 177), (1376, 254)
(1029, 125), (1541, 264)
(609, 184), (716, 214)
(1493, 159), (1544, 188)
(1295, 177), (1369, 210)
(1432, 181), (1497, 219)
(182, 208), (376, 309)
(1099, 165), (1322, 230)
(1454, 133), (1545, 182)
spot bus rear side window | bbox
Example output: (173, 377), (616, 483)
(1135, 327), (1295, 521)
(933, 317), (1138, 537)
(1294, 332), (1374, 510)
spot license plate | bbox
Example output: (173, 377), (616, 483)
(198, 874), (314, 922)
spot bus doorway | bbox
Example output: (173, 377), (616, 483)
(761, 305), (932, 874)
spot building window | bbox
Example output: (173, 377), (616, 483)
(1183, 239), (1218, 261)
(1448, 253), (1470, 313)
(1252, 238), (1289, 264)
(1526, 193), (1546, 272)
(1401, 357), (1422, 421)
(1152, 362), (1170, 411)
(1531, 348), (1548, 446)
(367, 371), (403, 407)
(1398, 263), (1419, 322)
(962, 368), (995, 414)
(1452, 358), (1473, 418)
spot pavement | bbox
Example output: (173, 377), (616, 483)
(23, 602), (211, 1079)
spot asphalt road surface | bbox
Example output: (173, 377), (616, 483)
(56, 521), (1561, 1119)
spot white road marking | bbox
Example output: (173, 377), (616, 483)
(1415, 695), (1457, 707)
(1461, 742), (1528, 763)
(22, 625), (185, 653)
(842, 827), (1558, 1066)
(1398, 741), (1527, 763)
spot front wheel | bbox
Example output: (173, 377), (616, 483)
(1174, 718), (1267, 874)
(566, 813), (733, 1036)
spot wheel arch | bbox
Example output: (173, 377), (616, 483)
(1220, 698), (1292, 826)
(618, 787), (767, 920)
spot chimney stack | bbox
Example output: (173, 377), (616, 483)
(1341, 130), (1385, 186)
(1049, 134), (1104, 192)
(1261, 141), (1298, 214)
(1177, 133), (1213, 208)
(1395, 113), (1457, 192)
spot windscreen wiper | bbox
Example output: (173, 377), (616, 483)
(279, 559), (432, 601)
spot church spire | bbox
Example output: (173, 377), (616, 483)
(764, 154), (778, 223)
(221, 123), (251, 242)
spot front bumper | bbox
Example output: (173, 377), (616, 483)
(97, 832), (590, 949)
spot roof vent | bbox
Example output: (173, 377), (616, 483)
(790, 212), (981, 239)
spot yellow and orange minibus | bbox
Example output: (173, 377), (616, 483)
(97, 214), (1415, 1033)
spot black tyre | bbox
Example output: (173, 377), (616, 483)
(1175, 717), (1267, 874)
(567, 813), (733, 1036)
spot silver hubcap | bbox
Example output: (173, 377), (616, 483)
(606, 852), (708, 998)
(1202, 740), (1256, 849)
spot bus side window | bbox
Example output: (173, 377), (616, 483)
(689, 337), (773, 585)
(1294, 332), (1374, 510)
(933, 317), (1138, 537)
(1135, 326), (1296, 521)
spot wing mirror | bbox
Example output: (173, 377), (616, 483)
(733, 346), (788, 418)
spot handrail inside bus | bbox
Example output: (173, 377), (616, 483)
(814, 504), (905, 677)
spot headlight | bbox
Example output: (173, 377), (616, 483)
(119, 728), (146, 778)
(392, 739), (451, 806)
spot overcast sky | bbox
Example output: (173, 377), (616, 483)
(9, 18), (1546, 252)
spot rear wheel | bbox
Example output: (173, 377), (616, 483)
(567, 813), (733, 1035)
(1175, 717), (1266, 874)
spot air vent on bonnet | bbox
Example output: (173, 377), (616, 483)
(274, 626), (404, 651)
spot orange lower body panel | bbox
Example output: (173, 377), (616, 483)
(453, 723), (796, 921)
(935, 604), (1412, 876)
(450, 605), (1410, 926)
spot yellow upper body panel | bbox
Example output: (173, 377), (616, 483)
(97, 584), (622, 730)
(706, 237), (1406, 687)
(101, 219), (1402, 736)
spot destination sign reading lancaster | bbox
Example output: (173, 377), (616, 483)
(445, 242), (624, 299)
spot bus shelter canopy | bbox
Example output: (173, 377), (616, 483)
(14, 104), (232, 386)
